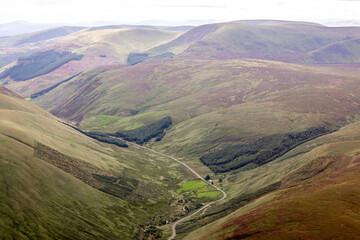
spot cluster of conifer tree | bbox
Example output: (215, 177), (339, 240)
(201, 126), (334, 173)
(0, 50), (83, 81)
(114, 116), (172, 144)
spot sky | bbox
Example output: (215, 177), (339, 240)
(1, 0), (360, 26)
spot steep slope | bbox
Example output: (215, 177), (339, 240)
(0, 85), (21, 97)
(183, 121), (360, 239)
(149, 22), (360, 63)
(149, 24), (220, 55)
(0, 87), (203, 239)
(0, 27), (181, 97)
(310, 38), (360, 63)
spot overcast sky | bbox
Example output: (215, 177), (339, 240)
(1, 0), (360, 26)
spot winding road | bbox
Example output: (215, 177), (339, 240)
(124, 141), (227, 240)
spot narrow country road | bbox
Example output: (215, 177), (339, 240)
(124, 141), (227, 240)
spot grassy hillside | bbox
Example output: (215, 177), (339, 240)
(13, 26), (85, 46)
(55, 27), (181, 61)
(0, 26), (85, 69)
(149, 24), (220, 55)
(0, 85), (21, 98)
(0, 50), (83, 81)
(182, 121), (360, 239)
(5, 21), (360, 98)
(310, 38), (360, 63)
(0, 26), (84, 48)
(0, 27), (181, 97)
(149, 22), (360, 64)
(32, 59), (360, 169)
(3, 21), (360, 239)
(0, 87), (211, 239)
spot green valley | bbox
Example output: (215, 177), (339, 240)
(1, 18), (360, 240)
(0, 86), (220, 239)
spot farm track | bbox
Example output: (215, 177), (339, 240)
(123, 140), (227, 240)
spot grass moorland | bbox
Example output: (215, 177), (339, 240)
(2, 21), (360, 239)
(0, 27), (181, 97)
(182, 121), (360, 239)
(149, 22), (360, 64)
(33, 59), (360, 161)
(29, 56), (360, 238)
(0, 88), (220, 239)
(5, 21), (360, 98)
(0, 26), (84, 68)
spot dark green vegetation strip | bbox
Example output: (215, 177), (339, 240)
(127, 53), (149, 65)
(63, 116), (172, 147)
(34, 141), (137, 199)
(86, 132), (128, 148)
(114, 116), (172, 144)
(201, 126), (336, 173)
(92, 174), (138, 199)
(176, 182), (281, 237)
(127, 52), (174, 65)
(0, 50), (83, 81)
(31, 72), (83, 99)
(61, 122), (128, 148)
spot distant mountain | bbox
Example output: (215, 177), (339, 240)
(86, 24), (193, 32)
(0, 21), (65, 37)
(149, 21), (360, 63)
(136, 19), (220, 26)
(0, 27), (182, 97)
(0, 26), (86, 70)
(232, 19), (324, 26)
(6, 20), (360, 99)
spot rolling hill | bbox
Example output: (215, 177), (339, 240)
(0, 27), (182, 97)
(0, 86), (217, 239)
(2, 20), (360, 239)
(0, 26), (85, 69)
(3, 21), (360, 98)
(32, 59), (360, 168)
(148, 21), (360, 64)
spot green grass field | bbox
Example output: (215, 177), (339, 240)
(176, 180), (220, 199)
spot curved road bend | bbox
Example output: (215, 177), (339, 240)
(124, 141), (227, 240)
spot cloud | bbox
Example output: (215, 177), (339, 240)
(158, 4), (226, 8)
(36, 0), (71, 4)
